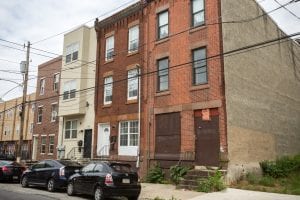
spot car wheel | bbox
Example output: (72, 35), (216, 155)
(21, 176), (28, 188)
(47, 178), (55, 192)
(94, 186), (104, 200)
(67, 182), (75, 196)
(128, 196), (139, 200)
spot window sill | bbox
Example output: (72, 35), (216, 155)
(64, 59), (78, 66)
(37, 122), (42, 125)
(104, 59), (114, 65)
(126, 99), (138, 104)
(48, 153), (54, 156)
(155, 37), (170, 45)
(102, 104), (112, 108)
(155, 91), (171, 97)
(189, 25), (206, 34)
(127, 51), (139, 57)
(190, 84), (209, 91)
(62, 98), (76, 103)
(64, 138), (78, 141)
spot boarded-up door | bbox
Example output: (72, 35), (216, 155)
(83, 129), (92, 158)
(195, 114), (220, 166)
(155, 112), (181, 160)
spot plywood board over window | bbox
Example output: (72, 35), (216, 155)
(155, 112), (181, 160)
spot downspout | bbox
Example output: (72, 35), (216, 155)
(136, 65), (141, 169)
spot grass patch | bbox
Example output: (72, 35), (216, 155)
(232, 155), (300, 195)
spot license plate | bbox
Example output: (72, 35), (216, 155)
(122, 178), (130, 184)
(13, 176), (19, 180)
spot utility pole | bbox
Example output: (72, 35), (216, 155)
(17, 41), (30, 162)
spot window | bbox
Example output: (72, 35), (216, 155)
(41, 136), (46, 154)
(193, 48), (207, 85)
(191, 0), (205, 27)
(157, 58), (169, 91)
(48, 136), (54, 154)
(82, 163), (96, 173)
(66, 43), (79, 63)
(128, 25), (139, 53)
(158, 10), (169, 39)
(105, 36), (114, 61)
(31, 103), (35, 113)
(104, 76), (113, 105)
(65, 120), (77, 139)
(40, 78), (45, 95)
(127, 69), (139, 100)
(63, 80), (76, 100)
(94, 164), (105, 173)
(16, 124), (20, 135)
(4, 126), (10, 136)
(119, 121), (139, 147)
(53, 73), (60, 91)
(51, 104), (58, 122)
(37, 106), (43, 123)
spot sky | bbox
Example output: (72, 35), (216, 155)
(0, 0), (299, 101)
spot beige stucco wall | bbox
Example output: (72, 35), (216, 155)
(57, 26), (96, 159)
(221, 0), (300, 181)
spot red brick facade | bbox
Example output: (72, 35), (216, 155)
(33, 56), (62, 160)
(95, 0), (228, 174)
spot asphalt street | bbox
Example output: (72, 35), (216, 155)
(0, 188), (58, 200)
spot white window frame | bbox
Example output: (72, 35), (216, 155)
(51, 103), (58, 122)
(65, 42), (79, 63)
(127, 68), (139, 100)
(41, 135), (47, 154)
(37, 106), (43, 124)
(40, 78), (45, 95)
(53, 73), (60, 91)
(48, 135), (55, 155)
(118, 120), (139, 156)
(65, 120), (78, 139)
(63, 80), (76, 100)
(128, 25), (139, 53)
(104, 76), (113, 105)
(105, 36), (114, 61)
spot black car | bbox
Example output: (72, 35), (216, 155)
(21, 160), (82, 192)
(67, 162), (141, 200)
(0, 160), (25, 182)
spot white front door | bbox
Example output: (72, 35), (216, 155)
(97, 124), (110, 156)
(32, 136), (38, 160)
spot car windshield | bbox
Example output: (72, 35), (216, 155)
(57, 160), (82, 167)
(110, 163), (133, 173)
(0, 161), (12, 166)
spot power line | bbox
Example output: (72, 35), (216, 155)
(273, 0), (300, 20)
(0, 32), (298, 115)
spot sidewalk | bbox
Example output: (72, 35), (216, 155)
(140, 184), (300, 200)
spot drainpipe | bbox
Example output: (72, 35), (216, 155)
(136, 66), (141, 169)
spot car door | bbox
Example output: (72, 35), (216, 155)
(75, 163), (95, 194)
(28, 162), (45, 185)
(38, 161), (56, 186)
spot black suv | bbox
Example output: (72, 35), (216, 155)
(21, 160), (82, 192)
(67, 161), (141, 200)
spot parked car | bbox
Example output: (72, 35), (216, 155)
(21, 160), (82, 192)
(67, 161), (141, 200)
(0, 160), (25, 182)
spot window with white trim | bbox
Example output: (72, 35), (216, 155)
(51, 104), (58, 122)
(158, 10), (169, 40)
(65, 120), (77, 139)
(105, 36), (114, 61)
(119, 120), (139, 156)
(191, 0), (205, 27)
(127, 69), (139, 100)
(63, 80), (76, 100)
(104, 76), (113, 105)
(65, 43), (79, 63)
(53, 73), (60, 91)
(40, 78), (45, 95)
(128, 25), (139, 53)
(48, 136), (55, 154)
(41, 136), (46, 154)
(37, 107), (43, 123)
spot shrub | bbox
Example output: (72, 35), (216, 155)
(170, 165), (189, 185)
(146, 165), (165, 183)
(197, 171), (226, 193)
(260, 155), (300, 178)
(259, 176), (275, 187)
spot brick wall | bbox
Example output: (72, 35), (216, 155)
(33, 56), (62, 160)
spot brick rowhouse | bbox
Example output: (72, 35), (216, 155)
(33, 56), (62, 160)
